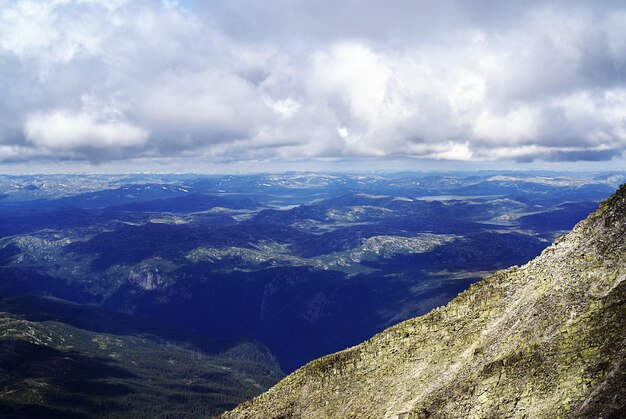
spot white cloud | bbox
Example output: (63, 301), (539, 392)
(473, 107), (539, 144)
(433, 142), (473, 161)
(0, 0), (625, 166)
(137, 70), (267, 131)
(337, 127), (349, 139)
(24, 110), (148, 150)
(267, 98), (301, 119)
(309, 43), (391, 125)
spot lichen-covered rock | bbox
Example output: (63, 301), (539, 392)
(223, 184), (626, 419)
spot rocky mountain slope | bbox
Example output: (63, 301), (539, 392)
(224, 184), (626, 418)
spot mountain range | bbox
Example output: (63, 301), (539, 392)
(0, 172), (623, 417)
(224, 184), (626, 418)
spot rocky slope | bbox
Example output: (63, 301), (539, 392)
(223, 184), (626, 418)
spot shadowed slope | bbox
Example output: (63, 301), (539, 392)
(224, 184), (626, 418)
(0, 297), (284, 418)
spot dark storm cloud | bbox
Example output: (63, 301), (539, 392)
(0, 0), (625, 165)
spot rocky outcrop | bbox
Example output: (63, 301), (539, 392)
(223, 185), (626, 418)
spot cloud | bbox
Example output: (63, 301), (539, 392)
(135, 69), (272, 149)
(433, 142), (474, 161)
(0, 0), (625, 166)
(24, 110), (148, 148)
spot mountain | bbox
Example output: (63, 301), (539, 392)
(224, 184), (626, 418)
(0, 172), (618, 374)
(0, 296), (283, 418)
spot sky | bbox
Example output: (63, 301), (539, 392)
(1, 0), (626, 173)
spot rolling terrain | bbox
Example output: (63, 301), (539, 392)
(224, 183), (626, 418)
(0, 172), (621, 377)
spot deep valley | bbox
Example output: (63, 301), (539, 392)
(0, 171), (622, 416)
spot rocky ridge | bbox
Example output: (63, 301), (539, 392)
(223, 184), (626, 418)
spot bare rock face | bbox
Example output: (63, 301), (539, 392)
(223, 185), (626, 419)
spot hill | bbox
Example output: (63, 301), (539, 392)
(0, 296), (283, 418)
(224, 184), (626, 418)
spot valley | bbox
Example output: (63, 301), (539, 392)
(0, 171), (621, 416)
(224, 182), (626, 418)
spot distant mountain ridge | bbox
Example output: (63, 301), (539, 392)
(224, 184), (626, 418)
